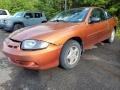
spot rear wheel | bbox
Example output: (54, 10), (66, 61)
(13, 24), (24, 31)
(107, 29), (115, 43)
(60, 40), (82, 69)
(42, 21), (47, 23)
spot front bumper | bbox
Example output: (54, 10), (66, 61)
(3, 25), (13, 32)
(2, 39), (62, 70)
(0, 24), (5, 29)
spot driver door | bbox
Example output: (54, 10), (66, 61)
(24, 12), (35, 26)
(85, 8), (108, 47)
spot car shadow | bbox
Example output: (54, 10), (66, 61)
(1, 68), (43, 90)
(0, 65), (66, 90)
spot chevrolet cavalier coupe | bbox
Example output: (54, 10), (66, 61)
(3, 7), (117, 70)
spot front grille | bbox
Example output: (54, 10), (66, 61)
(7, 38), (20, 49)
(8, 45), (18, 48)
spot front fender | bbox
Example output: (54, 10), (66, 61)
(36, 29), (85, 46)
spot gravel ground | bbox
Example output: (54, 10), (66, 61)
(0, 30), (120, 90)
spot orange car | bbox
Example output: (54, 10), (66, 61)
(3, 7), (117, 70)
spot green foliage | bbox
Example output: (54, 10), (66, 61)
(0, 0), (119, 19)
(116, 30), (120, 39)
(0, 0), (120, 37)
(0, 0), (38, 14)
(116, 21), (120, 39)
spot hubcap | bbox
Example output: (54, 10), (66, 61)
(110, 30), (115, 42)
(66, 46), (80, 65)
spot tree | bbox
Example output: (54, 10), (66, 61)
(0, 0), (119, 18)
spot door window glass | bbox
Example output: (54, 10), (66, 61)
(105, 11), (112, 19)
(91, 8), (106, 21)
(34, 13), (42, 18)
(25, 13), (33, 18)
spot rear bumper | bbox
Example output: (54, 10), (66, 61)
(2, 39), (62, 70)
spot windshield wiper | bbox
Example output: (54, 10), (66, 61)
(50, 19), (66, 22)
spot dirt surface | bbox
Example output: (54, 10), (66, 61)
(0, 30), (120, 90)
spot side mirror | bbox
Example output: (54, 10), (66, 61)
(24, 15), (30, 19)
(89, 17), (101, 23)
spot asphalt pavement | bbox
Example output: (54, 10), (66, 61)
(0, 30), (120, 90)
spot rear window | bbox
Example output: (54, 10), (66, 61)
(0, 10), (7, 15)
(34, 13), (42, 18)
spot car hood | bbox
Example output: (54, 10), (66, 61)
(9, 22), (77, 41)
(5, 16), (20, 20)
(0, 15), (11, 20)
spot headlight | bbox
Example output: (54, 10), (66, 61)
(5, 20), (10, 24)
(4, 20), (12, 25)
(21, 40), (49, 50)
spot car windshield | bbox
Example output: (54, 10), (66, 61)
(13, 12), (24, 17)
(50, 8), (90, 23)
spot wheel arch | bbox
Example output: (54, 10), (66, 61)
(63, 36), (84, 54)
(13, 22), (25, 26)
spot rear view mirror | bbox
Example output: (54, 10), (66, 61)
(89, 17), (101, 23)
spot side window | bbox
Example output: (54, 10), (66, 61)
(100, 9), (106, 20)
(91, 9), (101, 18)
(34, 13), (42, 18)
(105, 11), (112, 19)
(91, 8), (106, 21)
(25, 13), (33, 18)
(0, 10), (7, 15)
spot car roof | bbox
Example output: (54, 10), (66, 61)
(17, 11), (42, 13)
(68, 7), (102, 11)
(0, 9), (7, 11)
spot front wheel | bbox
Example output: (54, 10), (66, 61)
(13, 24), (24, 31)
(60, 40), (82, 70)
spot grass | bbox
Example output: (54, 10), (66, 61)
(116, 22), (120, 39)
(116, 28), (120, 39)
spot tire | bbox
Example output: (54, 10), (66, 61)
(42, 21), (47, 23)
(106, 29), (115, 43)
(13, 24), (24, 31)
(60, 40), (82, 70)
